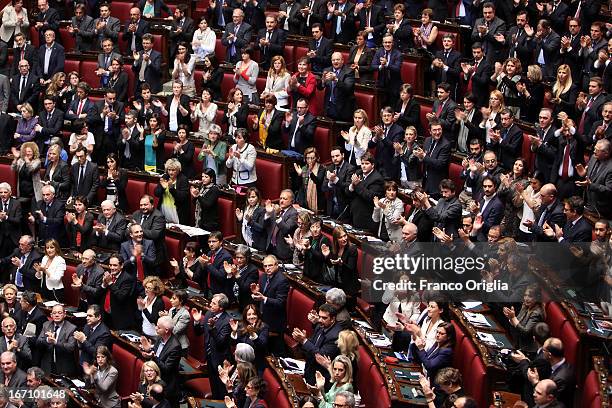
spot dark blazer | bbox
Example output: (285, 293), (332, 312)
(94, 212), (128, 251)
(141, 296), (165, 330)
(579, 94), (607, 140)
(258, 271), (290, 333)
(64, 97), (96, 123)
(232, 322), (269, 373)
(90, 100), (125, 151)
(0, 198), (21, 248)
(265, 206), (298, 261)
(172, 143), (195, 178)
(392, 19), (414, 52)
(150, 334), (182, 399)
(531, 199), (566, 241)
(550, 361), (575, 407)
(583, 156), (612, 219)
(0, 367), (27, 387)
(307, 36), (332, 74)
(34, 7), (60, 46)
(71, 15), (96, 51)
(123, 19), (150, 52)
(463, 59), (493, 108)
(66, 212), (94, 252)
(70, 160), (99, 204)
(118, 126), (144, 171)
(107, 270), (137, 330)
(346, 45), (374, 82)
(108, 71), (129, 103)
(132, 49), (162, 93)
(550, 137), (584, 185)
(328, 243), (359, 296)
(431, 98), (458, 143)
(319, 65), (356, 122)
(406, 208), (434, 243)
(328, 1), (355, 44)
(345, 169), (385, 233)
(76, 262), (105, 308)
(243, 0), (267, 31)
(204, 247), (234, 297)
(278, 1), (303, 35)
(165, 94), (192, 131)
(562, 217), (592, 243)
(99, 170), (128, 211)
(505, 25), (533, 69)
(10, 45), (38, 78)
(131, 209), (167, 267)
(302, 234), (332, 283)
(154, 173), (191, 225)
(297, 0), (326, 35)
(255, 28), (286, 69)
(414, 345), (453, 383)
(244, 207), (267, 251)
(193, 186), (219, 232)
(586, 120), (612, 146)
(532, 126), (558, 183)
(92, 16), (121, 51)
(257, 108), (284, 150)
(31, 199), (66, 246)
(527, 31), (561, 79)
(1, 248), (42, 291)
(356, 5), (385, 45)
(36, 42), (65, 79)
(0, 334), (31, 369)
(371, 48), (402, 98)
(285, 112), (315, 153)
(16, 305), (46, 339)
(79, 322), (112, 364)
(322, 160), (355, 221)
(37, 109), (64, 148)
(424, 196), (462, 239)
(222, 102), (249, 130)
(477, 195), (505, 240)
(210, 0), (240, 29)
(296, 165), (326, 213)
(487, 124), (523, 171)
(302, 321), (342, 385)
(367, 123), (404, 180)
(430, 49), (462, 91)
(395, 98), (421, 132)
(232, 263), (260, 308)
(221, 22), (253, 63)
(543, 1), (569, 35)
(392, 143), (421, 182)
(169, 17), (195, 58)
(36, 320), (78, 376)
(120, 239), (157, 278)
(422, 136), (451, 196)
(194, 311), (231, 369)
(471, 16), (506, 64)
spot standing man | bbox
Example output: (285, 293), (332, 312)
(168, 5), (194, 62)
(368, 107), (404, 180)
(120, 223), (156, 281)
(92, 3), (120, 51)
(414, 120), (451, 199)
(221, 9), (252, 64)
(70, 146), (99, 205)
(36, 30), (64, 82)
(71, 249), (105, 309)
(323, 146), (355, 221)
(35, 304), (78, 377)
(132, 195), (166, 273)
(319, 52), (355, 122)
(69, 4), (95, 52)
(345, 151), (384, 233)
(132, 34), (162, 95)
(284, 98), (316, 155)
(371, 34), (402, 107)
(33, 0), (60, 47)
(0, 183), (21, 260)
(264, 190), (298, 262)
(256, 15), (286, 70)
(102, 254), (137, 330)
(470, 2), (506, 64)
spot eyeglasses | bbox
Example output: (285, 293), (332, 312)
(332, 404), (347, 408)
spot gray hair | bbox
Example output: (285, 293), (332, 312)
(335, 391), (356, 408)
(100, 200), (116, 209)
(0, 351), (16, 363)
(326, 288), (346, 307)
(157, 315), (175, 331)
(41, 184), (55, 194)
(209, 124), (222, 135)
(27, 366), (45, 380)
(0, 183), (11, 194)
(234, 343), (255, 363)
(164, 158), (182, 172)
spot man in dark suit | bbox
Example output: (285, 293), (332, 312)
(576, 77), (606, 137)
(132, 34), (162, 95)
(15, 292), (45, 367)
(29, 185), (65, 247)
(487, 109), (523, 171)
(255, 16), (286, 70)
(319, 52), (355, 122)
(221, 9), (252, 64)
(132, 195), (166, 271)
(93, 200), (127, 251)
(355, 0), (385, 47)
(36, 30), (64, 81)
(34, 96), (63, 151)
(73, 304), (111, 364)
(251, 255), (290, 355)
(89, 89), (124, 164)
(120, 223), (156, 281)
(527, 19), (560, 81)
(0, 184), (21, 259)
(210, 0), (239, 29)
(118, 113), (144, 170)
(420, 179), (462, 240)
(323, 146), (355, 221)
(284, 98), (316, 154)
(579, 22), (608, 86)
(201, 231), (233, 297)
(461, 43), (493, 108)
(292, 303), (341, 386)
(33, 0), (60, 47)
(471, 2), (506, 64)
(193, 294), (231, 399)
(0, 351), (27, 387)
(102, 255), (137, 330)
(525, 184), (566, 241)
(94, 38), (121, 88)
(168, 4), (195, 61)
(427, 83), (458, 145)
(550, 119), (583, 199)
(585, 101), (612, 146)
(72, 249), (106, 309)
(326, 0), (355, 44)
(307, 23), (332, 74)
(241, 0), (267, 31)
(140, 316), (182, 405)
(0, 318), (31, 370)
(415, 121), (451, 198)
(371, 34), (402, 107)
(10, 34), (38, 78)
(64, 83), (95, 126)
(547, 196), (592, 243)
(0, 238), (40, 293)
(36, 304), (78, 377)
(530, 108), (558, 183)
(502, 11), (533, 70)
(429, 34), (462, 100)
(92, 3), (121, 51)
(298, 0), (326, 36)
(278, 0), (303, 35)
(576, 137), (612, 219)
(368, 106), (404, 180)
(69, 4), (95, 52)
(70, 146), (99, 204)
(559, 18), (582, 83)
(124, 8), (149, 54)
(264, 190), (298, 261)
(470, 175), (504, 241)
(532, 380), (565, 408)
(541, 0), (569, 34)
(345, 152), (385, 233)
(10, 60), (39, 113)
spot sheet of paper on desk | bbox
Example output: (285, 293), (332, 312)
(73, 312), (87, 318)
(463, 311), (491, 327)
(367, 333), (392, 347)
(167, 224), (210, 237)
(365, 236), (383, 242)
(43, 300), (60, 307)
(280, 358), (305, 374)
(476, 331), (497, 346)
(72, 379), (86, 388)
(353, 320), (374, 330)
(461, 301), (482, 309)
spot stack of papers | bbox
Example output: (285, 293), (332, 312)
(367, 332), (392, 348)
(167, 224), (209, 237)
(461, 301), (483, 309)
(353, 320), (374, 330)
(476, 331), (499, 347)
(463, 311), (491, 328)
(280, 358), (305, 374)
(43, 300), (60, 307)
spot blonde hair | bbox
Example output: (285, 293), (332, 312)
(552, 64), (573, 99)
(19, 103), (34, 117)
(140, 361), (162, 384)
(337, 330), (359, 361)
(352, 109), (369, 129)
(268, 55), (287, 77)
(527, 65), (542, 82)
(20, 142), (39, 160)
(164, 158), (182, 172)
(143, 276), (165, 296)
(329, 355), (353, 385)
(488, 90), (505, 112)
(46, 72), (66, 96)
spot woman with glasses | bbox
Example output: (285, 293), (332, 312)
(295, 147), (326, 213)
(288, 57), (319, 115)
(223, 370), (263, 408)
(131, 361), (165, 402)
(137, 276), (166, 338)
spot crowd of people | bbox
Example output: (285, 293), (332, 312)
(0, 0), (608, 407)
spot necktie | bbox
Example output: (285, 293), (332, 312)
(141, 214), (148, 224)
(428, 141), (436, 154)
(538, 206), (549, 226)
(436, 101), (444, 116)
(104, 276), (116, 313)
(20, 47), (24, 61)
(263, 276), (270, 293)
(47, 112), (51, 121)
(105, 54), (110, 69)
(336, 5), (343, 35)
(19, 76), (26, 99)
(76, 99), (84, 116)
(561, 144), (570, 180)
(230, 25), (239, 56)
(444, 51), (449, 61)
(77, 165), (85, 192)
(2, 200), (6, 212)
(467, 61), (478, 92)
(139, 53), (148, 81)
(330, 69), (340, 103)
(136, 252), (144, 282)
(53, 324), (60, 363)
(578, 97), (594, 135)
(15, 255), (25, 287)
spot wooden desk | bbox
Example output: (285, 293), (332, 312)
(187, 398), (226, 408)
(490, 391), (521, 408)
(45, 375), (102, 408)
(265, 356), (304, 406)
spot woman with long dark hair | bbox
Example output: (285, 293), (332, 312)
(323, 225), (359, 297)
(107, 58), (129, 103)
(200, 55), (223, 101)
(33, 239), (66, 302)
(99, 153), (128, 210)
(172, 42), (196, 97)
(223, 88), (249, 138)
(235, 187), (266, 251)
(229, 304), (269, 374)
(84, 345), (121, 408)
(66, 196), (94, 254)
(191, 167), (220, 232)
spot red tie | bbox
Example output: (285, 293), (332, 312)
(76, 99), (84, 116)
(436, 101), (444, 116)
(455, 1), (461, 17)
(136, 255), (144, 282)
(20, 48), (24, 61)
(467, 61), (478, 92)
(561, 144), (570, 180)
(578, 97), (593, 135)
(104, 277), (117, 313)
(207, 252), (216, 288)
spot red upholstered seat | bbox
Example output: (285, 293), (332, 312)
(80, 60), (99, 89)
(64, 59), (80, 75)
(215, 38), (224, 64)
(29, 27), (39, 47)
(59, 27), (76, 53)
(187, 315), (206, 366)
(194, 70), (203, 95)
(163, 141), (174, 163)
(450, 322), (489, 407)
(560, 321), (580, 369)
(294, 46), (309, 64)
(218, 196), (237, 239)
(522, 132), (535, 172)
(256, 76), (267, 94)
(401, 61), (418, 90)
(283, 45), (295, 69)
(0, 164), (16, 193)
(314, 127), (333, 163)
(151, 34), (165, 56)
(146, 182), (159, 208)
(221, 73), (236, 99)
(125, 179), (147, 214)
(165, 236), (182, 273)
(161, 295), (171, 310)
(184, 378), (211, 398)
(355, 91), (375, 124)
(449, 162), (464, 192)
(284, 288), (316, 350)
(545, 302), (568, 338)
(358, 346), (390, 408)
(263, 368), (292, 408)
(112, 344), (138, 397)
(580, 371), (602, 408)
(63, 264), (80, 307)
(255, 157), (284, 200)
(132, 359), (143, 393)
(111, 2), (132, 22)
(193, 146), (204, 176)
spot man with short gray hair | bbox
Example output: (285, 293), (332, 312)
(93, 200), (127, 250)
(72, 249), (105, 309)
(334, 391), (356, 408)
(28, 184), (65, 246)
(0, 182), (20, 259)
(0, 350), (26, 387)
(0, 317), (31, 369)
(576, 137), (612, 219)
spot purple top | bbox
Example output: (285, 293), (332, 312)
(16, 116), (38, 143)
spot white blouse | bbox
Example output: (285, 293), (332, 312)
(191, 101), (218, 136)
(345, 126), (372, 165)
(40, 255), (66, 290)
(263, 73), (290, 107)
(192, 28), (216, 61)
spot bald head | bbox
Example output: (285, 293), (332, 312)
(331, 52), (343, 69)
(540, 184), (557, 206)
(402, 223), (418, 242)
